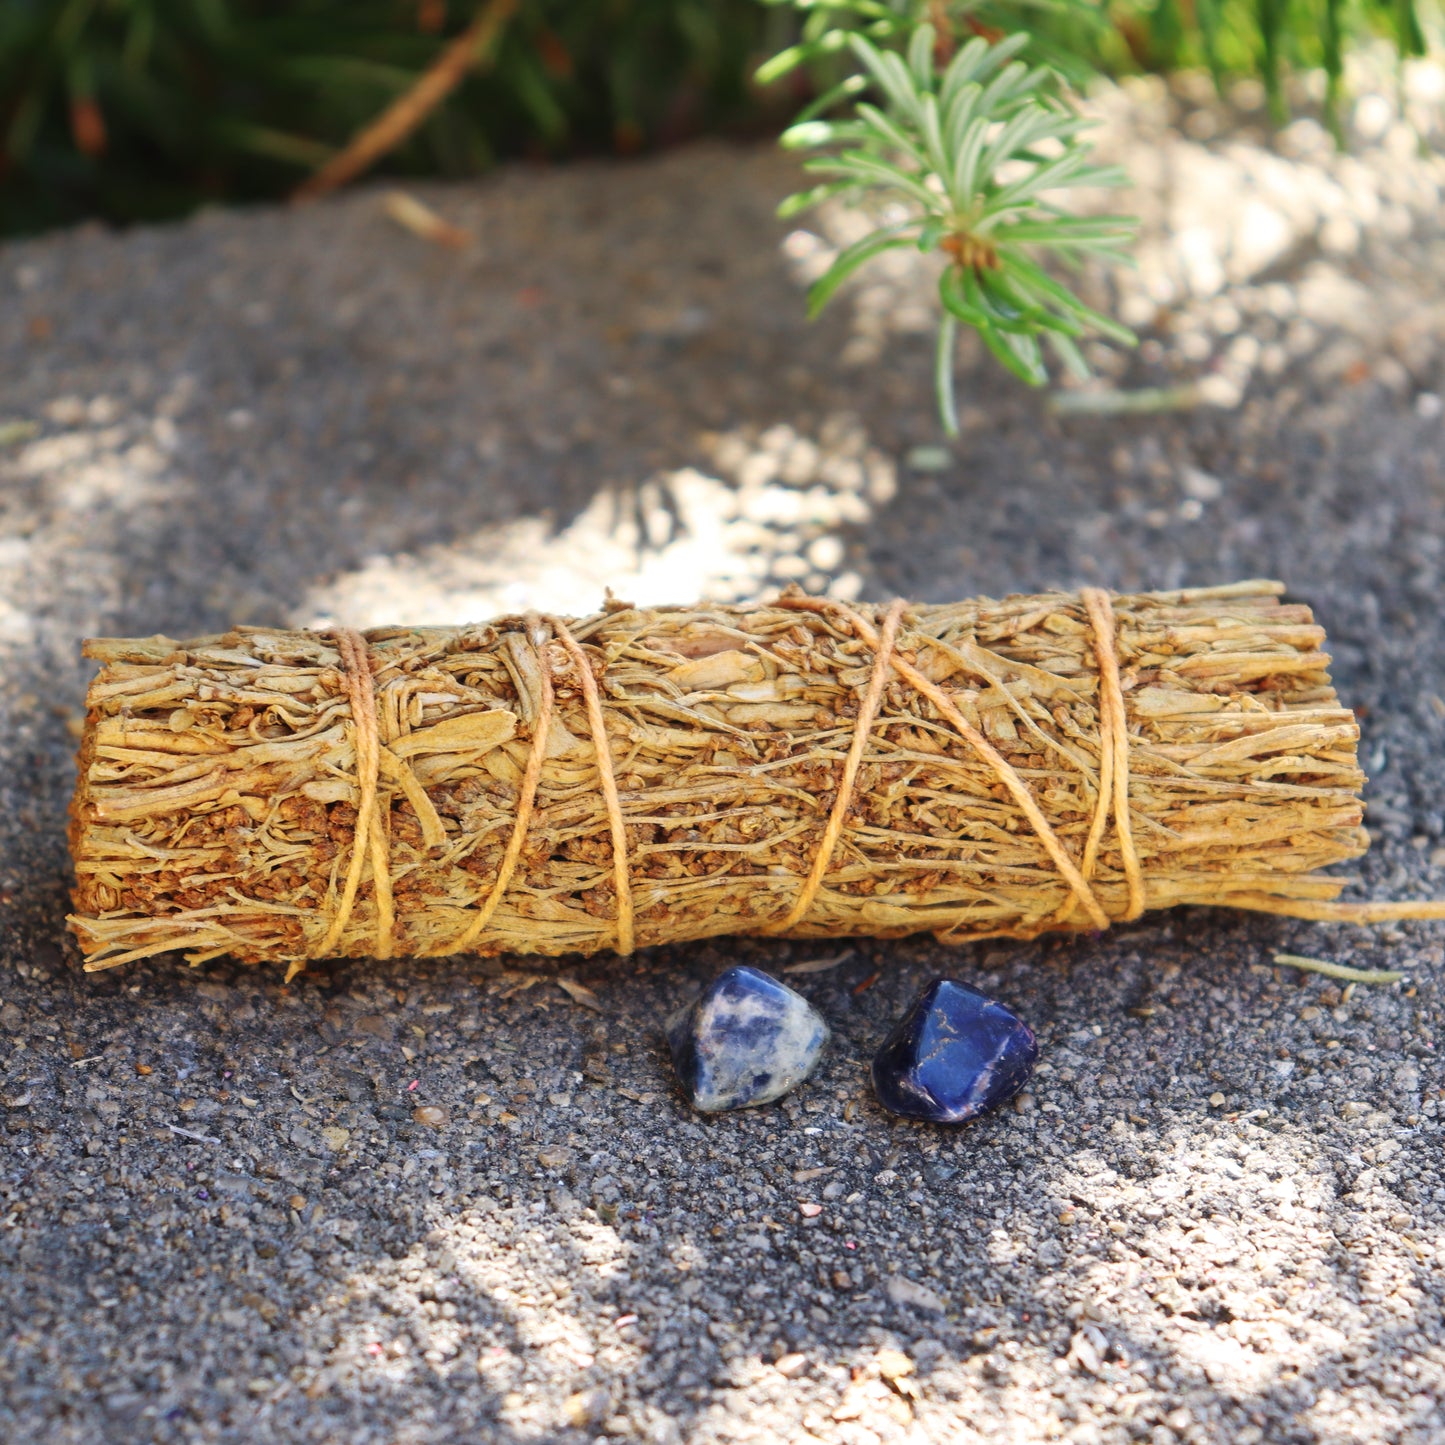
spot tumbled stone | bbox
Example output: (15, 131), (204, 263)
(872, 979), (1037, 1123)
(665, 965), (829, 1112)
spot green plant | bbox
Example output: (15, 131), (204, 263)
(0, 1), (772, 236)
(764, 7), (1137, 433)
(1097, 0), (1430, 136)
(2, 1), (1434, 242)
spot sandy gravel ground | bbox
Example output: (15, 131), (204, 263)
(1, 65), (1444, 1445)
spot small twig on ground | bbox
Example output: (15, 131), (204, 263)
(1273, 952), (1404, 984)
(783, 950), (855, 975)
(383, 191), (473, 248)
(1049, 385), (1202, 416)
(556, 977), (605, 1013)
(293, 0), (517, 202)
(167, 1123), (222, 1145)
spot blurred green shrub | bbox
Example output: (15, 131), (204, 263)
(0, 0), (777, 234)
(1095, 0), (1429, 133)
(0, 0), (1433, 237)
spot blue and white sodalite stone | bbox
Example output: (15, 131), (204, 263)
(872, 979), (1037, 1124)
(666, 966), (829, 1113)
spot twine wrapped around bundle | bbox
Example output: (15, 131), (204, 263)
(68, 581), (1445, 978)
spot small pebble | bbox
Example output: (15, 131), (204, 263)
(563, 1388), (609, 1429)
(413, 1105), (450, 1128)
(906, 445), (952, 471)
(876, 1348), (915, 1380)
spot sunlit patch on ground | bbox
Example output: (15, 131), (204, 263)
(240, 1030), (1443, 1445)
(300, 417), (897, 628)
(0, 386), (193, 664)
(295, 1198), (651, 1439)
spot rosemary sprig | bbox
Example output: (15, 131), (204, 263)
(767, 10), (1138, 434)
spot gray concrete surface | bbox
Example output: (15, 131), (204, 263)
(1, 72), (1445, 1445)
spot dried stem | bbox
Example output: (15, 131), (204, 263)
(1273, 953), (1404, 984)
(293, 0), (517, 202)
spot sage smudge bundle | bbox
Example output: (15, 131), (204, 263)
(69, 581), (1445, 978)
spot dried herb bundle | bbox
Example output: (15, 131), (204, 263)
(68, 581), (1444, 978)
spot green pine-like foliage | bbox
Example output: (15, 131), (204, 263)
(773, 21), (1137, 428)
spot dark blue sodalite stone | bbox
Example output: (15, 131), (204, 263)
(666, 965), (829, 1113)
(872, 979), (1037, 1123)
